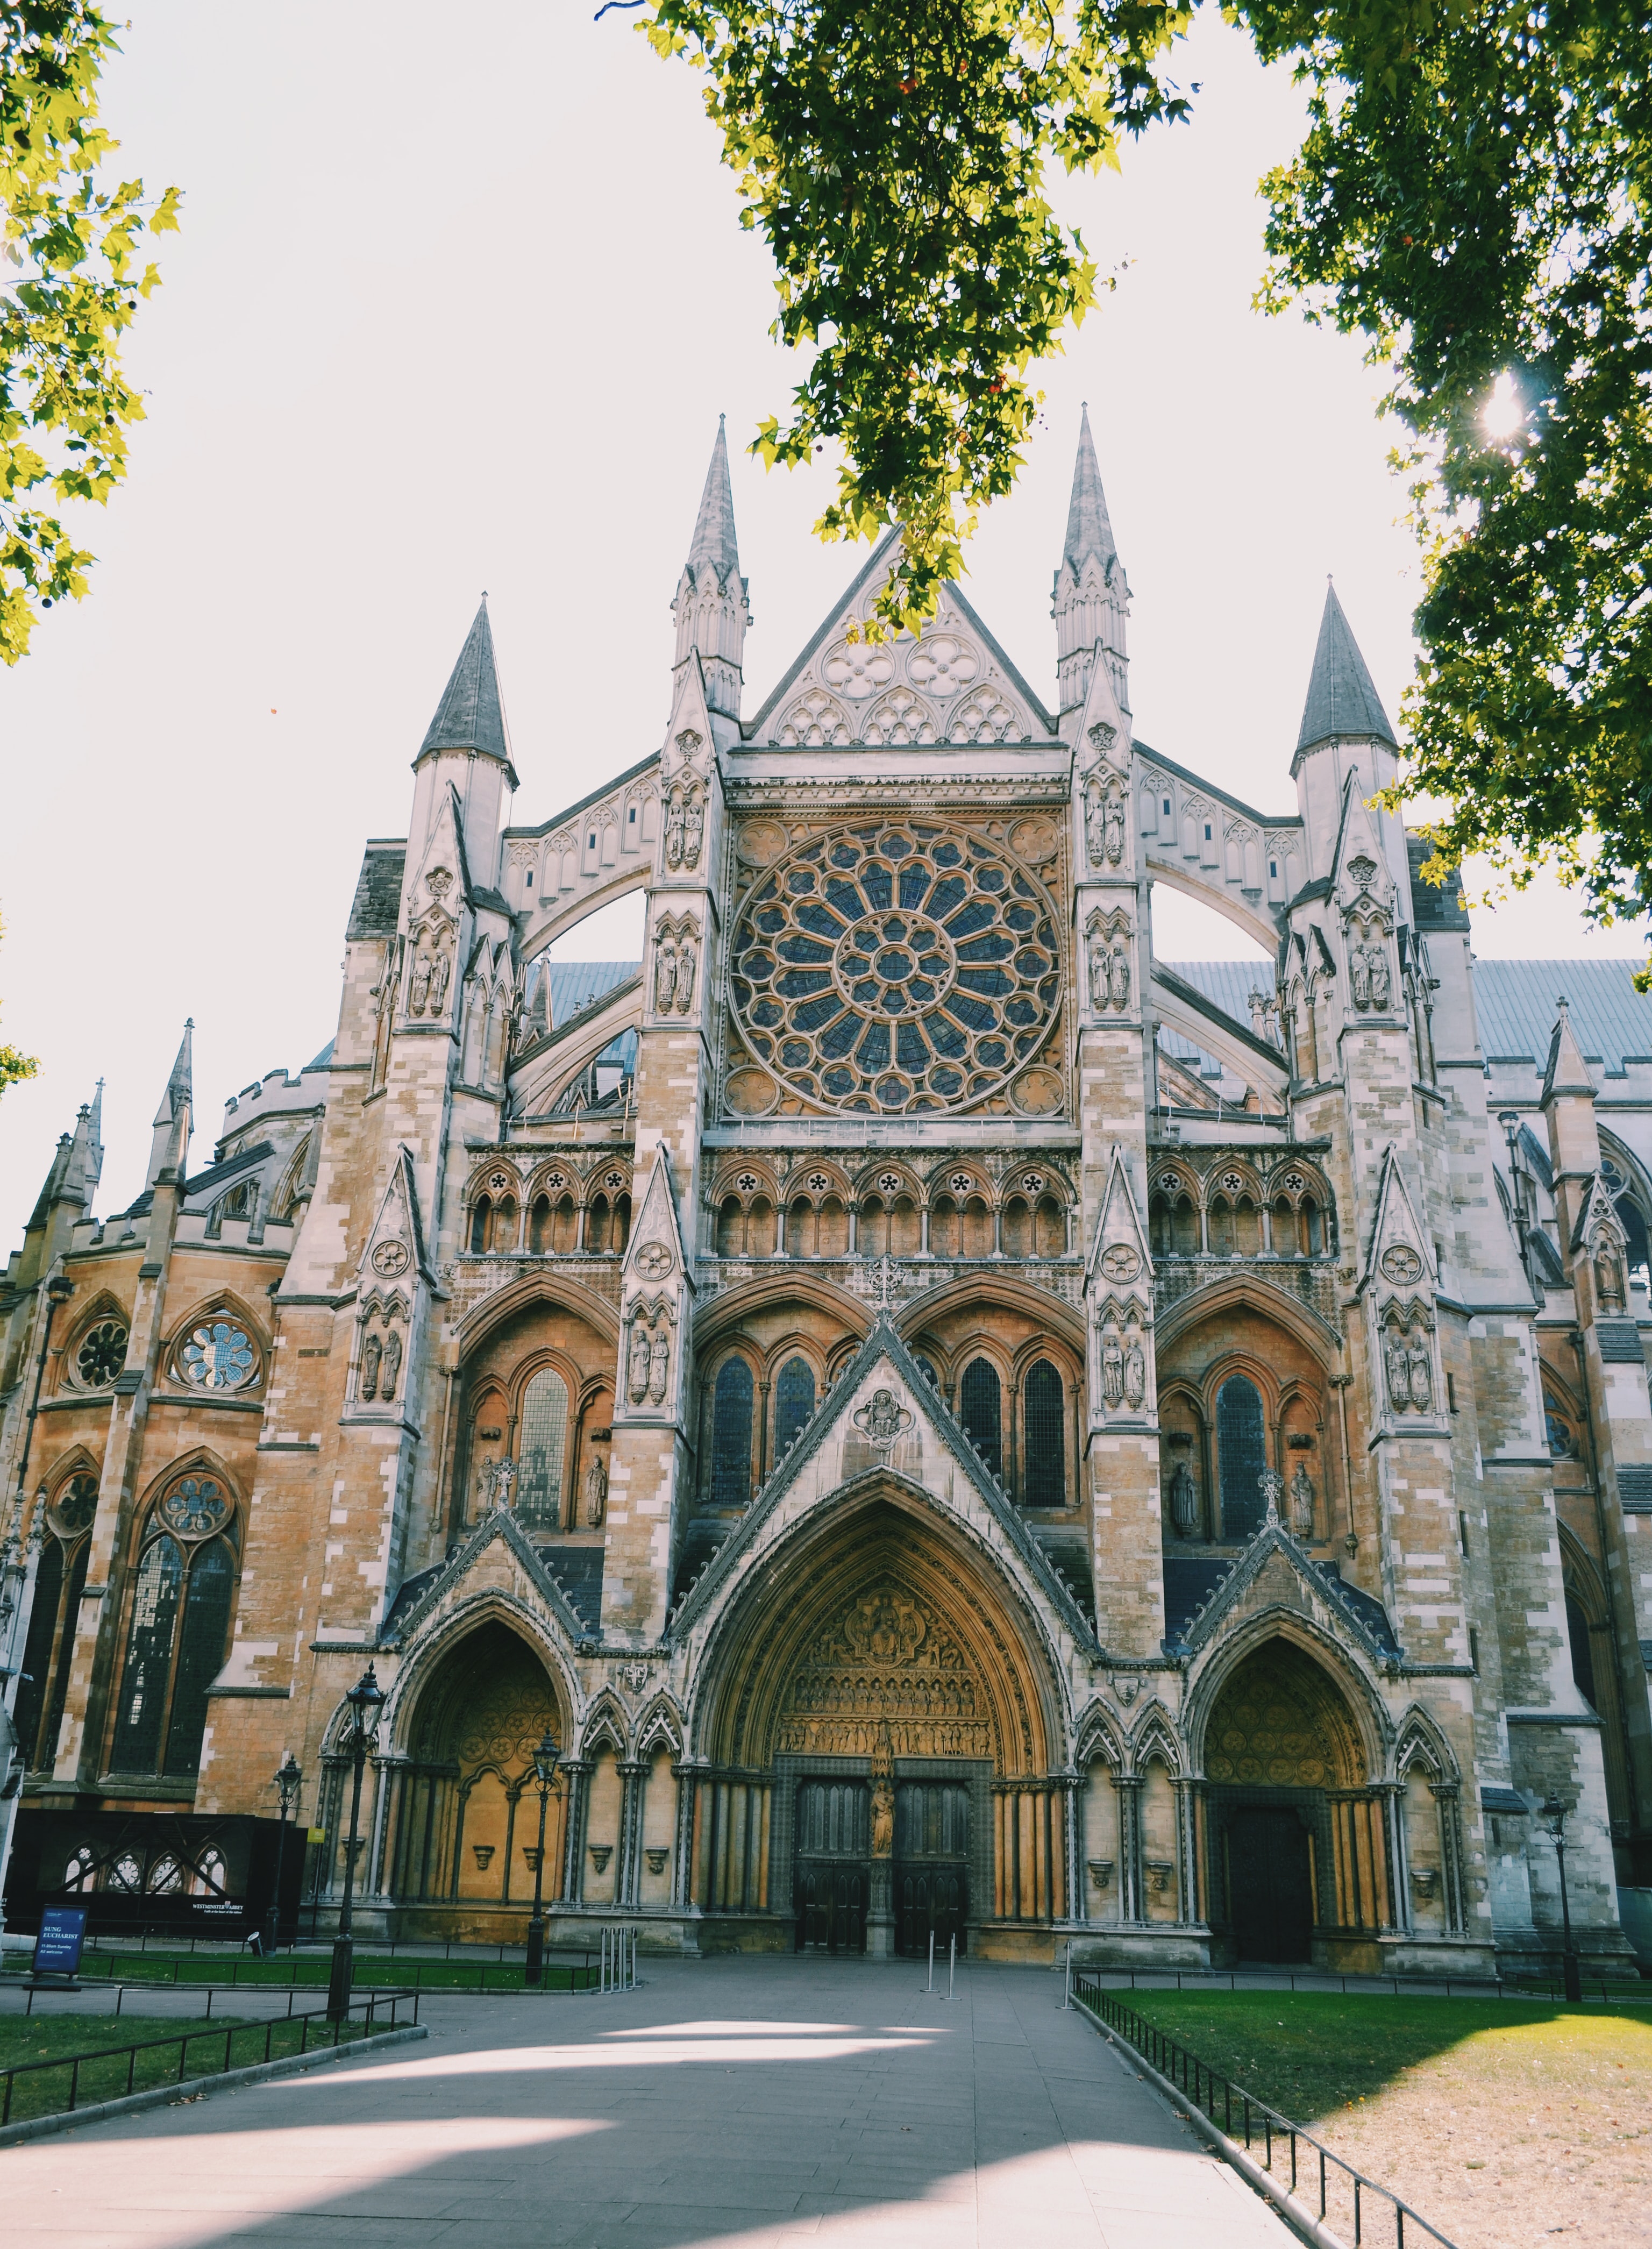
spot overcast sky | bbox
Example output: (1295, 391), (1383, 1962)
(0, 2), (1617, 1243)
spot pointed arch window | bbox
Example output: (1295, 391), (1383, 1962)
(1022, 1361), (1065, 1506)
(959, 1358), (1002, 1482)
(774, 1357), (815, 1462)
(711, 1358), (754, 1505)
(1216, 1376), (1268, 1539)
(109, 1472), (237, 1778)
(516, 1368), (568, 1527)
(12, 1472), (99, 1773)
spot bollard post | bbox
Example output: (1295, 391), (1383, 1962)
(1064, 1941), (1071, 2010)
(928, 1930), (934, 1992)
(949, 1933), (956, 2000)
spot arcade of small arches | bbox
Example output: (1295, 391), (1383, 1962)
(711, 1158), (1073, 1264)
(464, 1159), (634, 1259)
(1149, 1154), (1335, 1263)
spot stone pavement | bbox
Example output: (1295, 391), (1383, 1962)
(2, 1955), (1296, 2249)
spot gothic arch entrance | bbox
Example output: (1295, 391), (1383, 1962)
(1200, 1637), (1383, 1968)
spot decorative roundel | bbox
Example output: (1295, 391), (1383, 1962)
(180, 1320), (258, 1391)
(636, 1241), (674, 1279)
(50, 1472), (99, 1536)
(75, 1319), (128, 1387)
(370, 1240), (410, 1278)
(1380, 1243), (1423, 1285)
(730, 823), (1060, 1115)
(159, 1473), (230, 1538)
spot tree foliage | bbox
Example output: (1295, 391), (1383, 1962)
(645, 0), (1652, 946)
(2, 2), (179, 664)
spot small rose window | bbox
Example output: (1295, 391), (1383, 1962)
(179, 1320), (258, 1390)
(76, 1320), (128, 1387)
(159, 1473), (230, 1537)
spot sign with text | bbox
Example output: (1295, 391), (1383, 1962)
(32, 1904), (88, 1976)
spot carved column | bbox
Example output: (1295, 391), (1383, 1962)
(559, 1758), (592, 1906)
(671, 1759), (702, 1913)
(1059, 1771), (1084, 1923)
(616, 1760), (647, 1908)
(1112, 1774), (1144, 1923)
(1432, 1781), (1466, 1936)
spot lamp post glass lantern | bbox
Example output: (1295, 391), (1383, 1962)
(1541, 1796), (1584, 2004)
(525, 1731), (559, 1986)
(265, 1753), (302, 1953)
(326, 1666), (385, 2022)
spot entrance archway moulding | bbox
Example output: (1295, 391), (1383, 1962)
(381, 1590), (581, 1756)
(1181, 1606), (1393, 1784)
(1155, 1271), (1344, 1362)
(895, 1271), (1087, 1355)
(455, 1270), (622, 1361)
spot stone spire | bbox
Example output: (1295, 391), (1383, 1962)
(672, 417), (750, 723)
(1294, 583), (1397, 762)
(144, 1020), (194, 1188)
(87, 1078), (104, 1192)
(1052, 404), (1129, 731)
(416, 597), (514, 771)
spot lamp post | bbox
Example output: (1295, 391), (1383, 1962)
(265, 1753), (302, 1954)
(1541, 1796), (1584, 2003)
(326, 1665), (385, 2022)
(525, 1730), (559, 1987)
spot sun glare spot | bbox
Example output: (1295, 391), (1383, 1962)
(1483, 373), (1523, 440)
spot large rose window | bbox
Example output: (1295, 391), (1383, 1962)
(729, 823), (1060, 1114)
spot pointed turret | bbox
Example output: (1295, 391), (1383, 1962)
(672, 417), (750, 724)
(408, 599), (518, 897)
(416, 598), (514, 772)
(87, 1079), (104, 1193)
(1052, 405), (1129, 731)
(144, 1020), (194, 1188)
(1294, 584), (1397, 763)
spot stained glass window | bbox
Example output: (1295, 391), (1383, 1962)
(711, 1358), (753, 1504)
(960, 1358), (1002, 1482)
(516, 1368), (568, 1526)
(166, 1541), (233, 1774)
(110, 1509), (236, 1779)
(1217, 1376), (1269, 1539)
(111, 1536), (183, 1774)
(75, 1320), (127, 1387)
(1022, 1361), (1065, 1506)
(160, 1475), (229, 1537)
(774, 1356), (815, 1461)
(179, 1320), (257, 1390)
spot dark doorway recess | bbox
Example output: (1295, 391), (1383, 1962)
(1226, 1804), (1314, 1962)
(894, 1780), (969, 1958)
(794, 1778), (868, 1954)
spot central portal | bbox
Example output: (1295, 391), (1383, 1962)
(794, 1778), (869, 1954)
(895, 1780), (970, 1956)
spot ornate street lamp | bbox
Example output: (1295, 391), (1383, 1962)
(326, 1665), (386, 2022)
(525, 1730), (560, 1987)
(265, 1753), (303, 1954)
(1541, 1796), (1584, 2003)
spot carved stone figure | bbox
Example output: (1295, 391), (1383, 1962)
(675, 933), (696, 1014)
(431, 944), (452, 1014)
(1104, 792), (1124, 866)
(627, 1320), (651, 1403)
(682, 789), (704, 870)
(1123, 1336), (1146, 1409)
(360, 1331), (382, 1402)
(649, 1325), (671, 1406)
(493, 1457), (516, 1511)
(864, 1389), (903, 1442)
(1385, 1329), (1412, 1412)
(1084, 779), (1106, 867)
(1408, 1339), (1433, 1411)
(474, 1457), (498, 1513)
(1258, 1466), (1285, 1524)
(584, 1451), (608, 1526)
(409, 950), (432, 1017)
(1290, 1463), (1315, 1536)
(1596, 1243), (1625, 1309)
(1108, 943), (1130, 1012)
(1366, 943), (1391, 1009)
(654, 938), (678, 1014)
(1169, 1460), (1199, 1537)
(379, 1327), (402, 1404)
(1350, 944), (1370, 1010)
(1100, 1330), (1124, 1407)
(871, 1779), (895, 1857)
(1088, 932), (1110, 1012)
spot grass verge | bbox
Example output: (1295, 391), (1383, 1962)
(0, 2010), (382, 2127)
(68, 1953), (588, 1994)
(1120, 1991), (1651, 2249)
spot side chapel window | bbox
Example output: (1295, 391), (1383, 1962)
(774, 1356), (815, 1462)
(109, 1472), (237, 1778)
(1216, 1376), (1268, 1539)
(1022, 1361), (1065, 1506)
(711, 1358), (754, 1504)
(959, 1358), (1003, 1483)
(516, 1368), (568, 1526)
(12, 1472), (99, 1771)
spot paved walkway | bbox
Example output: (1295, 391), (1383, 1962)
(3, 1956), (1294, 2249)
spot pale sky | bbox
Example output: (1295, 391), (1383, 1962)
(0, 2), (1616, 1243)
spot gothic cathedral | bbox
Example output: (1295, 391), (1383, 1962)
(4, 414), (1649, 1975)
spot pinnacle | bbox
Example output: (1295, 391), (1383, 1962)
(1062, 403), (1117, 576)
(418, 600), (512, 765)
(1296, 584), (1397, 753)
(686, 415), (740, 580)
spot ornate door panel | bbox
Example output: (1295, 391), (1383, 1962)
(794, 1779), (869, 1954)
(894, 1781), (970, 1956)
(1226, 1805), (1314, 1963)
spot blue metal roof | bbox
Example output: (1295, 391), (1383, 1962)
(1472, 960), (1652, 1074)
(1159, 960), (1276, 1079)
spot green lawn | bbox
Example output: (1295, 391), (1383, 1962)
(0, 2011), (384, 2127)
(1108, 1991), (1652, 2249)
(70, 1952), (592, 1993)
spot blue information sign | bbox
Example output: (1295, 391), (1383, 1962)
(32, 1904), (88, 1975)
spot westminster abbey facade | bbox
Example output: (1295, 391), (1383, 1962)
(4, 414), (1649, 1974)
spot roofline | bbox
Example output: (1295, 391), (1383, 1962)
(1135, 739), (1301, 834)
(502, 751), (661, 842)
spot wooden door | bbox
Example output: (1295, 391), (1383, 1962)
(1226, 1805), (1314, 1963)
(794, 1779), (869, 1955)
(894, 1780), (970, 1956)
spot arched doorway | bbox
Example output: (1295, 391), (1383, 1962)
(1201, 1638), (1378, 1967)
(387, 1621), (567, 1926)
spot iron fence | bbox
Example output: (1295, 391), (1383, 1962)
(47, 1951), (601, 1996)
(1071, 1969), (1459, 2248)
(0, 1987), (420, 2129)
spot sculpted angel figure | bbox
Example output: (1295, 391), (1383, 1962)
(379, 1327), (402, 1403)
(654, 938), (678, 1014)
(627, 1320), (651, 1403)
(649, 1326), (671, 1405)
(1385, 1329), (1412, 1412)
(675, 933), (697, 1014)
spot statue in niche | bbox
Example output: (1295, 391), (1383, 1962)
(1088, 931), (1110, 1012)
(626, 1320), (651, 1404)
(585, 1451), (608, 1526)
(431, 944), (452, 1015)
(1385, 1328), (1412, 1413)
(1259, 1466), (1285, 1524)
(473, 1457), (499, 1514)
(1350, 944), (1370, 1010)
(871, 1779), (895, 1857)
(682, 788), (704, 870)
(1169, 1459), (1199, 1538)
(360, 1331), (382, 1402)
(1123, 1335), (1146, 1409)
(408, 949), (432, 1017)
(654, 937), (678, 1014)
(493, 1456), (516, 1511)
(665, 793), (683, 870)
(649, 1325), (671, 1406)
(1100, 1330), (1124, 1407)
(675, 933), (697, 1014)
(1289, 1463), (1315, 1536)
(1104, 791), (1124, 866)
(1084, 779), (1107, 867)
(1595, 1242), (1625, 1309)
(1408, 1337), (1433, 1411)
(380, 1327), (402, 1404)
(1366, 943), (1391, 1009)
(1108, 943), (1130, 1012)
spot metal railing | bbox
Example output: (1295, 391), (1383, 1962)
(48, 1952), (601, 1996)
(598, 1926), (638, 1993)
(1077, 1962), (1649, 2005)
(0, 1988), (419, 2129)
(1071, 1969), (1458, 2248)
